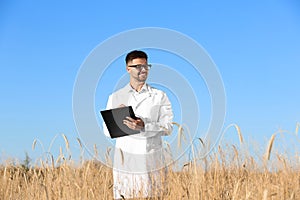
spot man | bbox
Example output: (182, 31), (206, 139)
(103, 50), (174, 199)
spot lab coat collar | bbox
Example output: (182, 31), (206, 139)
(126, 83), (151, 94)
(124, 83), (157, 110)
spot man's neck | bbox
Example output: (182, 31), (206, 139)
(130, 80), (145, 92)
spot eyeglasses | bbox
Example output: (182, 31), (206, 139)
(128, 64), (152, 70)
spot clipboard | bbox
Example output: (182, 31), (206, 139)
(100, 106), (140, 138)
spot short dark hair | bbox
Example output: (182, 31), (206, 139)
(125, 50), (148, 64)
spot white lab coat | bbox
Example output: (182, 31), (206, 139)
(103, 83), (173, 199)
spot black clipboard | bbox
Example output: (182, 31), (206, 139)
(100, 106), (139, 138)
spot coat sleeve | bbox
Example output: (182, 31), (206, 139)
(142, 92), (174, 137)
(103, 95), (112, 137)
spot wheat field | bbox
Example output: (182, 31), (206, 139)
(1, 124), (300, 200)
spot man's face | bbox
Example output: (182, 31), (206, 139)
(126, 58), (148, 82)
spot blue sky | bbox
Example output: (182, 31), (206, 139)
(1, 1), (300, 162)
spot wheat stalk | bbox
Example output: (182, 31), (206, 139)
(234, 124), (244, 144)
(231, 124), (244, 144)
(172, 122), (185, 148)
(265, 133), (276, 160)
(221, 124), (244, 145)
(295, 122), (299, 136)
(31, 138), (45, 152)
(94, 144), (98, 158)
(55, 154), (64, 165)
(32, 139), (37, 150)
(50, 154), (55, 169)
(232, 178), (241, 200)
(164, 141), (171, 152)
(290, 191), (295, 199)
(232, 145), (239, 160)
(76, 138), (85, 164)
(59, 146), (63, 157)
(262, 189), (268, 200)
(47, 133), (59, 152)
(76, 138), (83, 149)
(198, 137), (205, 147)
(61, 134), (70, 151)
(105, 147), (112, 166)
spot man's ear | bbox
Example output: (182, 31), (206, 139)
(126, 66), (130, 72)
